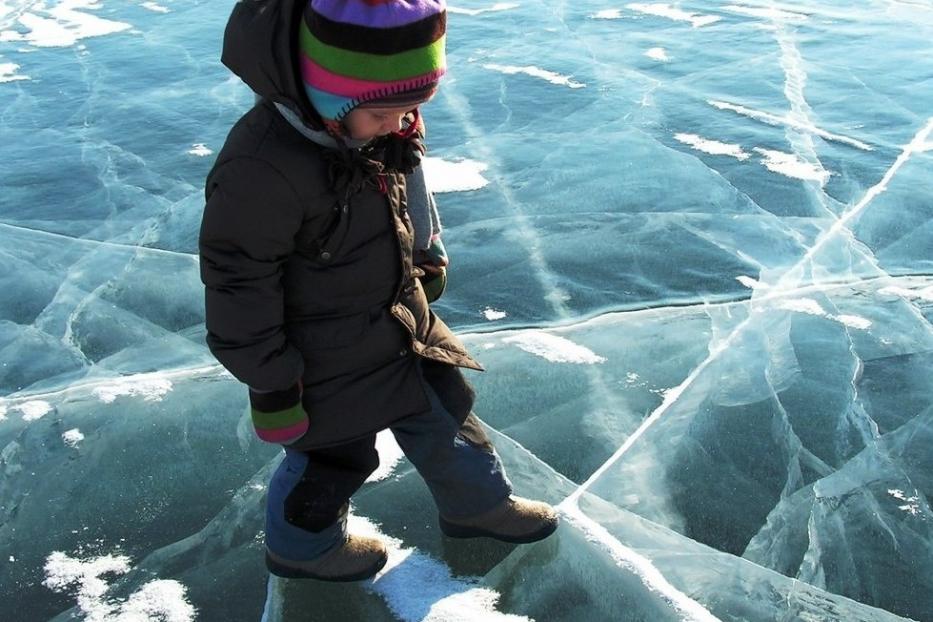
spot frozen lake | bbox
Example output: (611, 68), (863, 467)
(1, 0), (932, 620)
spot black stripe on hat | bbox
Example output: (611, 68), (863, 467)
(305, 6), (446, 56)
(356, 82), (439, 109)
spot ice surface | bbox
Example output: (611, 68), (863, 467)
(481, 64), (586, 89)
(625, 4), (723, 28)
(447, 3), (519, 17)
(2, 0), (932, 619)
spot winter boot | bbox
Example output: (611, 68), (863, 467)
(265, 534), (388, 582)
(438, 495), (559, 544)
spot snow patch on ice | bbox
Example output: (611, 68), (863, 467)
(675, 133), (750, 160)
(879, 285), (933, 302)
(899, 503), (922, 517)
(503, 331), (606, 364)
(423, 157), (489, 192)
(754, 147), (831, 184)
(0, 403), (6, 421)
(626, 3), (721, 28)
(592, 9), (623, 19)
(777, 299), (871, 330)
(63, 428), (85, 448)
(645, 47), (670, 61)
(187, 143), (212, 157)
(834, 314), (872, 330)
(736, 275), (766, 289)
(1, 1), (132, 48)
(0, 60), (29, 82)
(482, 63), (586, 89)
(448, 3), (519, 16)
(117, 580), (196, 620)
(140, 2), (170, 13)
(367, 431), (405, 482)
(888, 489), (922, 517)
(44, 552), (131, 608)
(18, 400), (53, 421)
(483, 307), (508, 321)
(93, 375), (173, 403)
(778, 298), (826, 316)
(43, 551), (196, 621)
(350, 514), (530, 621)
(721, 4), (808, 21)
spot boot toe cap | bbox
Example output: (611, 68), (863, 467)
(265, 535), (388, 582)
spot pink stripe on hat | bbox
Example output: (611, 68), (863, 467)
(300, 52), (445, 98)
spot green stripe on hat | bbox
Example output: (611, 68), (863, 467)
(300, 20), (445, 82)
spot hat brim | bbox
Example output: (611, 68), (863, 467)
(355, 83), (438, 112)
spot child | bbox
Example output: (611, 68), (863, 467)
(199, 0), (558, 582)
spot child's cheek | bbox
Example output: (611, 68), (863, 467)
(350, 120), (377, 141)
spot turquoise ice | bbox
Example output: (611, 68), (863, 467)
(1, 0), (932, 620)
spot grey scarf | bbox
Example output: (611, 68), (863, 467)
(273, 101), (441, 251)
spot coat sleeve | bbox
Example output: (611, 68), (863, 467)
(199, 156), (305, 393)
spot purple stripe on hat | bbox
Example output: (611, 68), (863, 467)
(310, 0), (445, 29)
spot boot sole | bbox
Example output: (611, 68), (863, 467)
(265, 550), (388, 582)
(438, 516), (559, 544)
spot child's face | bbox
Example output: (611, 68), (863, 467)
(344, 105), (415, 141)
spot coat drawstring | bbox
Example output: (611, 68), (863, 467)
(392, 108), (421, 140)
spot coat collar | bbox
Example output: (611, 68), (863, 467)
(273, 101), (372, 151)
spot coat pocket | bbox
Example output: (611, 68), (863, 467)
(287, 311), (370, 351)
(294, 200), (352, 266)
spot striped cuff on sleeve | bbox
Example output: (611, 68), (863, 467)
(248, 383), (309, 445)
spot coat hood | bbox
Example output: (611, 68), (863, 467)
(221, 0), (325, 130)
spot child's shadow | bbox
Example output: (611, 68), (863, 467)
(437, 534), (518, 576)
(355, 468), (524, 575)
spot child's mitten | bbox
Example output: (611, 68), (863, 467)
(248, 381), (309, 445)
(414, 234), (449, 303)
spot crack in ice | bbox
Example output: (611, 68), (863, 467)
(708, 100), (874, 152)
(0, 364), (224, 404)
(0, 222), (199, 261)
(564, 118), (933, 498)
(556, 117), (933, 619)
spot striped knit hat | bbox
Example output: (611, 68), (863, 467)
(299, 0), (447, 122)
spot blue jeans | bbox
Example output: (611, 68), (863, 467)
(265, 360), (513, 561)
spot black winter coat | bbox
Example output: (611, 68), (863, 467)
(198, 0), (483, 449)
